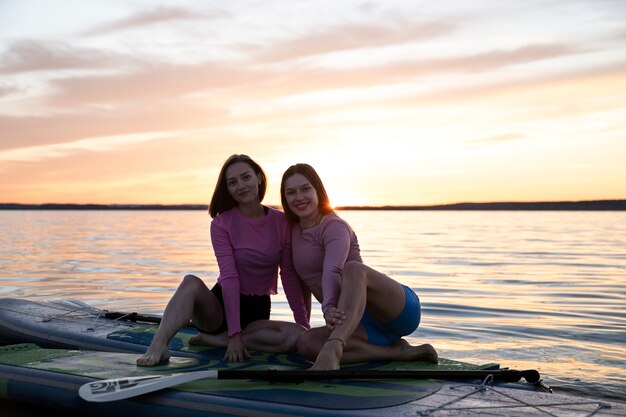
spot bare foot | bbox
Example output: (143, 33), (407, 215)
(393, 340), (438, 363)
(309, 339), (344, 370)
(137, 340), (170, 366)
(188, 332), (227, 347)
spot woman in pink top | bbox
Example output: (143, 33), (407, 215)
(137, 155), (309, 366)
(281, 163), (438, 370)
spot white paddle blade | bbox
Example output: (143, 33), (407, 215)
(79, 370), (218, 402)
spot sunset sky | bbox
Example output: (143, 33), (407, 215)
(1, 0), (625, 206)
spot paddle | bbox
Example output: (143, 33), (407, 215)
(78, 368), (541, 402)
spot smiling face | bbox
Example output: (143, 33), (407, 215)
(225, 162), (262, 205)
(283, 173), (320, 224)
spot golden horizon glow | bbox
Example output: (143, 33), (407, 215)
(1, 1), (625, 206)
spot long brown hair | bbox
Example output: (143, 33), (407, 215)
(209, 154), (267, 218)
(280, 163), (333, 224)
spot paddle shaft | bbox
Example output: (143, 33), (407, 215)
(218, 369), (540, 383)
(79, 368), (540, 402)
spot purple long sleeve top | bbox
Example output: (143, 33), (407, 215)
(291, 213), (362, 314)
(211, 206), (310, 336)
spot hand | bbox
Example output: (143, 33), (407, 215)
(323, 307), (346, 331)
(224, 332), (251, 362)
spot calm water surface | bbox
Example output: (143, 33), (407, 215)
(0, 210), (624, 402)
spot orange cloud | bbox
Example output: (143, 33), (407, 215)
(0, 101), (226, 151)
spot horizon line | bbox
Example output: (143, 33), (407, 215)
(1, 199), (625, 211)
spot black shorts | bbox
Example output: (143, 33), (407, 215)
(208, 283), (271, 335)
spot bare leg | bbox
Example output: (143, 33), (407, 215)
(311, 262), (436, 369)
(189, 332), (230, 348)
(241, 320), (307, 352)
(188, 331), (228, 348)
(299, 327), (438, 365)
(137, 275), (223, 366)
(190, 320), (306, 353)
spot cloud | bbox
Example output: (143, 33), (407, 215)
(257, 20), (455, 62)
(0, 36), (611, 156)
(0, 82), (19, 97)
(244, 61), (626, 132)
(0, 130), (181, 163)
(47, 61), (260, 106)
(0, 40), (124, 74)
(410, 44), (578, 74)
(41, 41), (582, 109)
(82, 6), (228, 36)
(0, 101), (227, 151)
(374, 60), (626, 131)
(242, 43), (585, 99)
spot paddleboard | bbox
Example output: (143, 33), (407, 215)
(1, 343), (622, 417)
(1, 299), (623, 416)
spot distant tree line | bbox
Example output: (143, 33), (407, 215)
(1, 200), (625, 210)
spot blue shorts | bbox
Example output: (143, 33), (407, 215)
(359, 285), (421, 345)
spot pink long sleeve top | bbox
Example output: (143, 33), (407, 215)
(211, 206), (310, 336)
(291, 213), (362, 314)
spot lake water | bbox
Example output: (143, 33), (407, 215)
(0, 210), (624, 402)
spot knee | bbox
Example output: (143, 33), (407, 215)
(342, 261), (364, 282)
(180, 274), (203, 290)
(282, 325), (307, 353)
(296, 331), (322, 361)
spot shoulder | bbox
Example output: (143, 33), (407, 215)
(320, 213), (354, 237)
(266, 206), (286, 219)
(211, 208), (238, 228)
(323, 213), (352, 229)
(266, 207), (290, 226)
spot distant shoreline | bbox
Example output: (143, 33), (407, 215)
(1, 200), (625, 211)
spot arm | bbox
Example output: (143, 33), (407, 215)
(279, 226), (310, 328)
(210, 222), (242, 337)
(211, 221), (251, 362)
(320, 221), (353, 315)
(301, 282), (312, 323)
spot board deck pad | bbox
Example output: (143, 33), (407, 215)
(0, 343), (476, 410)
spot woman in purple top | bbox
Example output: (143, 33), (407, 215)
(281, 163), (438, 370)
(137, 155), (309, 366)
